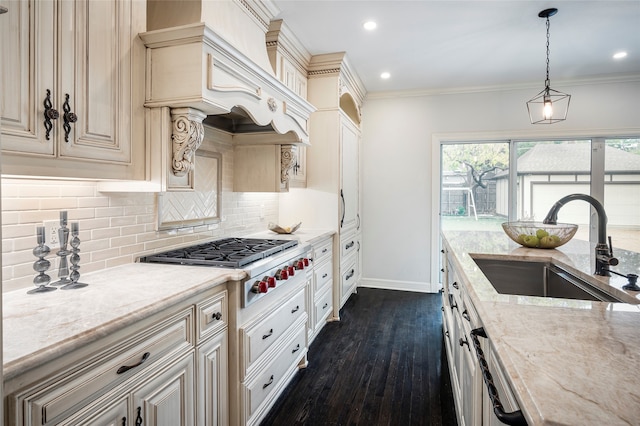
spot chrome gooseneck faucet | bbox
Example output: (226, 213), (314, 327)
(542, 193), (618, 276)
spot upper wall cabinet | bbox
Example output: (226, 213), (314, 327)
(0, 0), (146, 180)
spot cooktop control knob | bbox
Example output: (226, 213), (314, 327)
(280, 269), (288, 280)
(287, 265), (295, 276)
(303, 258), (310, 267)
(258, 280), (268, 293)
(267, 276), (276, 288)
(295, 260), (304, 270)
(251, 281), (262, 294)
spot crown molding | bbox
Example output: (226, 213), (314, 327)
(366, 73), (640, 100)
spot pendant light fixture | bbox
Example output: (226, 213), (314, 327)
(526, 8), (570, 124)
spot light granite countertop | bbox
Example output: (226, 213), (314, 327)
(2, 228), (334, 382)
(443, 230), (640, 426)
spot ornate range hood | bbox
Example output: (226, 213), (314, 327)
(139, 0), (315, 186)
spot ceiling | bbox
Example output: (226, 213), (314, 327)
(271, 1), (640, 94)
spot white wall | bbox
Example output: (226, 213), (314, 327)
(360, 77), (640, 292)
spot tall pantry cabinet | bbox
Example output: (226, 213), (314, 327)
(281, 52), (365, 319)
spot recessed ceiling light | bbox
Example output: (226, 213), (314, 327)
(613, 51), (628, 59)
(363, 21), (377, 31)
(380, 72), (391, 79)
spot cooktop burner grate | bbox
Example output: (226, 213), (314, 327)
(139, 237), (298, 268)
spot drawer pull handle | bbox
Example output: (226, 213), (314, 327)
(322, 248), (328, 253)
(262, 329), (273, 340)
(135, 406), (143, 426)
(346, 269), (355, 280)
(263, 374), (274, 389)
(345, 241), (355, 250)
(122, 417), (127, 426)
(291, 305), (300, 314)
(212, 311), (222, 321)
(470, 328), (527, 426)
(322, 273), (328, 279)
(117, 352), (150, 374)
(462, 310), (471, 322)
(292, 343), (300, 354)
(322, 302), (328, 309)
(452, 281), (459, 289)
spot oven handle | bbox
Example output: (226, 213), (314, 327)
(470, 328), (527, 426)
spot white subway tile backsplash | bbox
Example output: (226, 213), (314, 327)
(2, 142), (279, 292)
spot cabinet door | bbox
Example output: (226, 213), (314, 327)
(460, 328), (482, 426)
(340, 116), (359, 231)
(132, 352), (196, 426)
(197, 332), (229, 426)
(57, 0), (132, 163)
(0, 0), (56, 155)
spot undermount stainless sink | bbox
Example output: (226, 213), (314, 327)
(472, 257), (633, 303)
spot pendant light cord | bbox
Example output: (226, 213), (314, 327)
(545, 16), (551, 90)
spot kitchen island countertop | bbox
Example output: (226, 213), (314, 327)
(2, 228), (334, 382)
(443, 229), (640, 425)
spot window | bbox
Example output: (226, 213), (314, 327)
(439, 138), (640, 252)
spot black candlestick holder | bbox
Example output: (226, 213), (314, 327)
(28, 226), (56, 294)
(62, 222), (88, 289)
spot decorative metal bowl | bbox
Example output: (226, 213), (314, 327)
(502, 222), (578, 249)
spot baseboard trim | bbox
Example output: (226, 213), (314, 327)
(358, 277), (439, 293)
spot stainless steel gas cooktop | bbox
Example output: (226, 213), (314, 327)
(139, 237), (298, 268)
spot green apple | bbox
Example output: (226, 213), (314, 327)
(517, 234), (527, 244)
(539, 235), (557, 248)
(550, 235), (561, 243)
(536, 229), (549, 239)
(522, 235), (539, 247)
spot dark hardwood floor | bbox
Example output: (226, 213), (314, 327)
(260, 287), (458, 426)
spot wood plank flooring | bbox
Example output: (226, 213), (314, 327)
(260, 287), (458, 426)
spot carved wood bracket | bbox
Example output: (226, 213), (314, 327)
(170, 108), (206, 177)
(280, 145), (295, 184)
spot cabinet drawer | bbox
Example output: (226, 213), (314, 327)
(24, 308), (193, 425)
(244, 321), (307, 420)
(313, 238), (332, 265)
(340, 233), (357, 260)
(340, 259), (358, 299)
(314, 287), (333, 327)
(196, 289), (227, 343)
(314, 260), (333, 294)
(240, 288), (305, 377)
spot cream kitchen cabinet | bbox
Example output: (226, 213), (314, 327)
(4, 287), (229, 426)
(308, 234), (334, 343)
(298, 52), (365, 318)
(0, 0), (145, 180)
(233, 144), (297, 193)
(442, 242), (525, 426)
(442, 245), (482, 426)
(195, 290), (229, 426)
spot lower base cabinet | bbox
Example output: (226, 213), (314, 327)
(4, 288), (228, 426)
(442, 241), (525, 426)
(197, 332), (229, 426)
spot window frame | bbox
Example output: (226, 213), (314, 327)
(431, 130), (640, 289)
